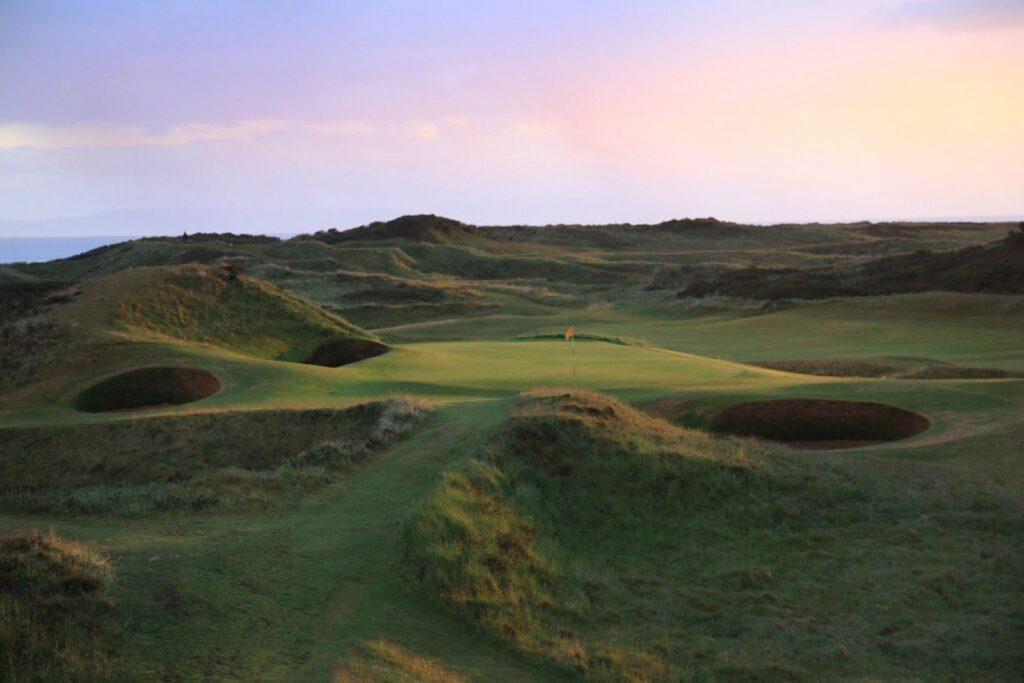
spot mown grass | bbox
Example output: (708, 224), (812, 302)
(0, 530), (116, 682)
(404, 389), (1024, 681)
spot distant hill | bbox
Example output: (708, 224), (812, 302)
(2, 216), (1018, 335)
(676, 226), (1024, 300)
(299, 214), (484, 245)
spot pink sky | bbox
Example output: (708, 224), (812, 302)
(1, 1), (1022, 235)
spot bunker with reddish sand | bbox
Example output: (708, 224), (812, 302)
(303, 339), (389, 368)
(73, 367), (222, 413)
(710, 398), (930, 450)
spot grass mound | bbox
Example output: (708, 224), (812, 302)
(333, 640), (466, 682)
(900, 366), (1019, 380)
(404, 389), (1021, 680)
(1, 397), (432, 514)
(1, 530), (116, 681)
(711, 398), (929, 448)
(678, 230), (1024, 300)
(303, 338), (389, 367)
(82, 264), (375, 361)
(73, 366), (221, 413)
(304, 214), (484, 245)
(750, 358), (1020, 380)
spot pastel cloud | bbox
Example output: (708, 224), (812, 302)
(1, 1), (1022, 228)
(409, 122), (442, 141)
(0, 118), (427, 149)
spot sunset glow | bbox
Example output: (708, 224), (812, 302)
(1, 1), (1021, 233)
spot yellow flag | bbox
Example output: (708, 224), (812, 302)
(565, 325), (575, 341)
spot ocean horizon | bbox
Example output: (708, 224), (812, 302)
(0, 236), (142, 265)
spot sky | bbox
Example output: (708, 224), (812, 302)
(1, 0), (1022, 236)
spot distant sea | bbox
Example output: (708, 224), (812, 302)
(0, 236), (139, 265)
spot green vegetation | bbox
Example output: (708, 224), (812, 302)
(1, 216), (1022, 681)
(748, 357), (1022, 379)
(110, 264), (374, 361)
(0, 397), (431, 515)
(679, 228), (1024, 300)
(1, 531), (116, 682)
(405, 390), (1023, 681)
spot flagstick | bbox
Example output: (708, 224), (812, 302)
(571, 335), (576, 378)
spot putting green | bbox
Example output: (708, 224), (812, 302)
(6, 337), (1020, 483)
(0, 339), (831, 426)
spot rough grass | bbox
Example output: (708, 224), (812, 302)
(333, 640), (467, 682)
(679, 234), (1024, 300)
(0, 397), (432, 514)
(750, 357), (1021, 380)
(108, 264), (373, 361)
(0, 530), (116, 682)
(404, 389), (1024, 681)
(0, 317), (73, 393)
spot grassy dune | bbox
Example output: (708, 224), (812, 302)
(1, 222), (1023, 681)
(0, 397), (431, 515)
(405, 390), (1024, 681)
(1, 530), (116, 682)
(75, 264), (374, 360)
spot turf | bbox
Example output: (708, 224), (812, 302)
(404, 391), (1024, 680)
(0, 530), (116, 681)
(1, 221), (1023, 681)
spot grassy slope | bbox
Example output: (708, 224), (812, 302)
(3, 385), (1019, 680)
(0, 398), (432, 518)
(0, 404), (386, 490)
(0, 263), (377, 417)
(405, 390), (1024, 681)
(1, 403), (572, 682)
(1, 223), (1023, 681)
(678, 232), (1024, 299)
(1, 530), (116, 681)
(77, 264), (373, 360)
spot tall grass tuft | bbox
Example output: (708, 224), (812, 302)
(0, 530), (116, 681)
(1, 397), (433, 516)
